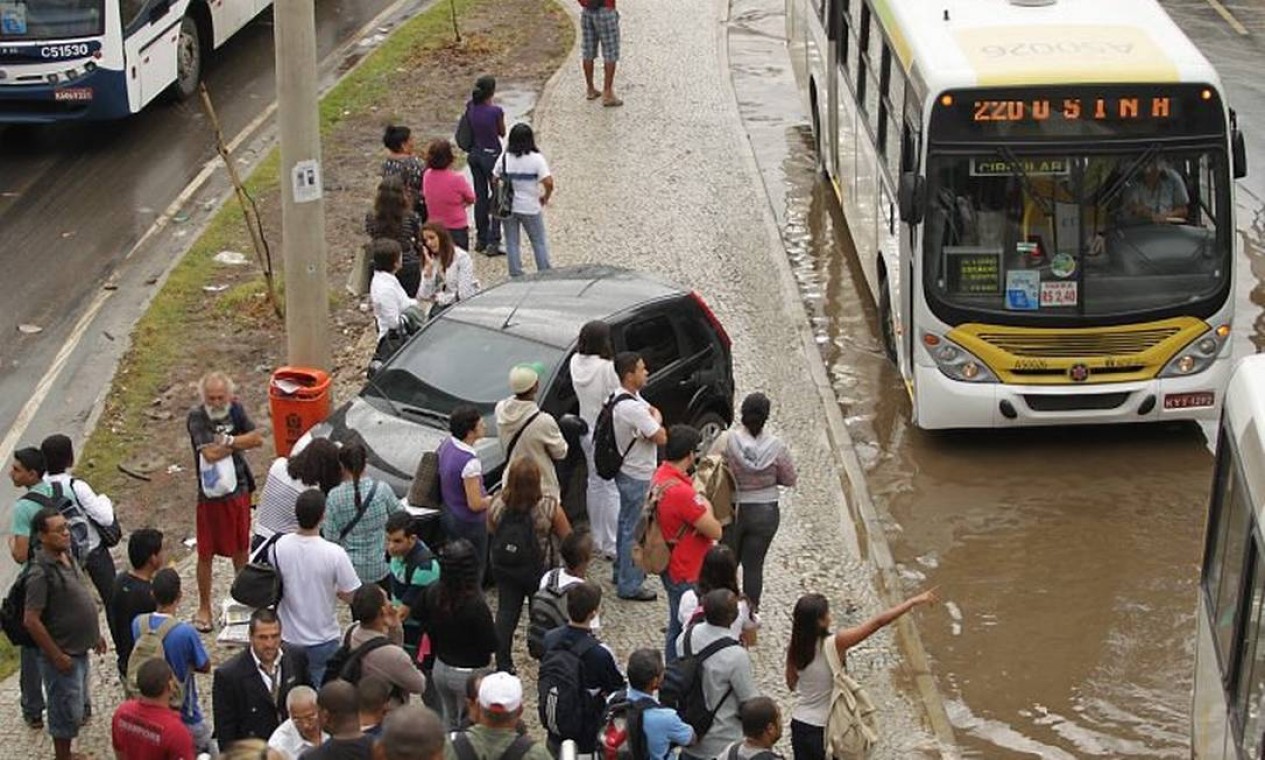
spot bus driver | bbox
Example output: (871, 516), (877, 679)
(1122, 158), (1189, 225)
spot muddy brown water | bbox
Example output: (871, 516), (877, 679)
(727, 0), (1265, 756)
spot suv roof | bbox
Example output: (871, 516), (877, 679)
(438, 265), (687, 349)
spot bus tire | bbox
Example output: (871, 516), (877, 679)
(879, 279), (897, 364)
(173, 14), (203, 101)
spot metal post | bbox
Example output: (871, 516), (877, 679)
(274, 0), (330, 369)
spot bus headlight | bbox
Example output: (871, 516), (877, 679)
(922, 332), (998, 383)
(1159, 326), (1230, 378)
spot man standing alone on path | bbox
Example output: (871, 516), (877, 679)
(9, 446), (52, 729)
(23, 506), (109, 760)
(579, 0), (622, 107)
(187, 370), (263, 632)
(612, 351), (666, 602)
(110, 527), (165, 683)
(495, 363), (568, 498)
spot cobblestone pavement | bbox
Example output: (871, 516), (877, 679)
(0, 0), (946, 755)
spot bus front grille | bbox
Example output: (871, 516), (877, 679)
(1023, 393), (1131, 412)
(975, 327), (1182, 357)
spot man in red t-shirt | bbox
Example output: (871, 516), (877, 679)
(112, 658), (196, 760)
(652, 425), (723, 663)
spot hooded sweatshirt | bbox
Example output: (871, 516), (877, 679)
(569, 354), (621, 426)
(495, 397), (569, 497)
(724, 427), (797, 503)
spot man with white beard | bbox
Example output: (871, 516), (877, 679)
(186, 371), (263, 632)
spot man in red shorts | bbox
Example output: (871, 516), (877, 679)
(187, 370), (262, 632)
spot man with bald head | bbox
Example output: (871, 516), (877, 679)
(375, 704), (446, 760)
(186, 370), (262, 631)
(268, 685), (327, 759)
(305, 680), (375, 759)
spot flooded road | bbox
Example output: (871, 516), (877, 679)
(727, 0), (1265, 756)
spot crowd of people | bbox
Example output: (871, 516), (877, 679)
(3, 5), (940, 757)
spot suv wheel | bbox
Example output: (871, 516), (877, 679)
(690, 411), (728, 453)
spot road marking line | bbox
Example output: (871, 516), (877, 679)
(1205, 0), (1250, 35)
(0, 287), (112, 472)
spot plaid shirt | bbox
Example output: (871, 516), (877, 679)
(321, 477), (402, 584)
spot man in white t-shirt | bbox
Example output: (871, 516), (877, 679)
(611, 351), (667, 601)
(491, 124), (554, 278)
(273, 489), (362, 685)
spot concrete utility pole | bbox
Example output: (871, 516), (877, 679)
(274, 0), (330, 370)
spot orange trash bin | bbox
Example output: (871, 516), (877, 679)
(268, 367), (332, 457)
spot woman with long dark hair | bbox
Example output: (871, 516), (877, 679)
(487, 457), (571, 673)
(569, 320), (621, 559)
(674, 544), (758, 655)
(463, 75), (506, 255)
(422, 139), (476, 251)
(321, 442), (402, 587)
(785, 590), (937, 760)
(491, 123), (554, 277)
(253, 438), (342, 547)
(417, 539), (496, 730)
(713, 392), (797, 614)
(364, 174), (422, 296)
(418, 222), (478, 316)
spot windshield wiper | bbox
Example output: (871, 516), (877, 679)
(997, 146), (1055, 218)
(362, 369), (405, 419)
(398, 406), (450, 428)
(1095, 142), (1161, 210)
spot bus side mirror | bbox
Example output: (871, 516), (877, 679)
(899, 173), (925, 224)
(1233, 128), (1248, 180)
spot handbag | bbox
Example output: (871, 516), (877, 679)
(455, 106), (474, 152)
(231, 533), (285, 609)
(199, 453), (237, 498)
(492, 152), (515, 219)
(407, 450), (443, 508)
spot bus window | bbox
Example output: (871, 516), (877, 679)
(835, 0), (850, 70)
(1233, 546), (1265, 756)
(1207, 451), (1252, 665)
(878, 45), (891, 157)
(856, 4), (870, 107)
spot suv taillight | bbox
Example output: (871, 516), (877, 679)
(690, 291), (731, 348)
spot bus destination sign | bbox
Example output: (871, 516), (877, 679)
(932, 84), (1224, 141)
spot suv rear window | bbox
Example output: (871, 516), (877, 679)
(372, 322), (565, 414)
(625, 314), (681, 373)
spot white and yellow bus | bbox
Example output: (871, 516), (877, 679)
(0, 0), (272, 122)
(1193, 354), (1265, 758)
(786, 0), (1248, 429)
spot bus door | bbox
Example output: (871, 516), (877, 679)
(123, 0), (184, 105)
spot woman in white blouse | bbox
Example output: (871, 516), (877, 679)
(419, 222), (479, 317)
(368, 238), (417, 346)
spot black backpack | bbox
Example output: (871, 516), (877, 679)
(0, 566), (34, 647)
(658, 624), (738, 738)
(538, 634), (600, 742)
(599, 690), (658, 760)
(527, 569), (571, 660)
(26, 484), (91, 561)
(490, 507), (543, 580)
(321, 625), (394, 687)
(592, 393), (635, 480)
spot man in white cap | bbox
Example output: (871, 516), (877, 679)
(494, 363), (568, 498)
(443, 672), (552, 760)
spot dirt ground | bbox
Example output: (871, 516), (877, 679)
(89, 0), (573, 553)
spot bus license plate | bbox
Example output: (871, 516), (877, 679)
(53, 87), (92, 102)
(1164, 392), (1215, 410)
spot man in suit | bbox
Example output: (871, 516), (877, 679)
(213, 607), (312, 751)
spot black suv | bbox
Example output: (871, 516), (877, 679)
(305, 265), (735, 497)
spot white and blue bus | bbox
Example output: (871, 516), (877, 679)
(0, 0), (271, 122)
(1193, 354), (1265, 758)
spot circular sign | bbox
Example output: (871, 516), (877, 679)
(1051, 252), (1077, 279)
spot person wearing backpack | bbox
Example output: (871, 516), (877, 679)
(323, 442), (402, 587)
(128, 568), (215, 756)
(720, 697), (785, 760)
(8, 446), (54, 730)
(489, 457), (571, 673)
(443, 672), (552, 760)
(530, 529), (599, 660)
(710, 393), (797, 616)
(652, 426), (723, 661)
(785, 590), (937, 760)
(609, 352), (667, 602)
(605, 648), (695, 760)
(539, 580), (626, 756)
(673, 590), (757, 760)
(333, 584), (426, 704)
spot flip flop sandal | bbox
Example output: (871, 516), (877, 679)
(602, 97), (624, 108)
(193, 617), (213, 633)
(586, 91), (602, 100)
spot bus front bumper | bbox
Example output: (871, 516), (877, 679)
(913, 361), (1229, 430)
(0, 68), (128, 123)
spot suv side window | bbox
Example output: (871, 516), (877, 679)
(624, 314), (681, 374)
(676, 303), (716, 358)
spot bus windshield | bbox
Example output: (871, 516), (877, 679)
(0, 0), (105, 41)
(923, 146), (1231, 324)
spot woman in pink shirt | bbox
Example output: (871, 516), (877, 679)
(422, 139), (476, 251)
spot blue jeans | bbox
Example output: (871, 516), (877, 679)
(37, 650), (87, 740)
(467, 149), (501, 249)
(503, 212), (551, 277)
(442, 511), (490, 589)
(20, 645), (44, 720)
(615, 472), (649, 597)
(660, 573), (694, 663)
(298, 638), (341, 686)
